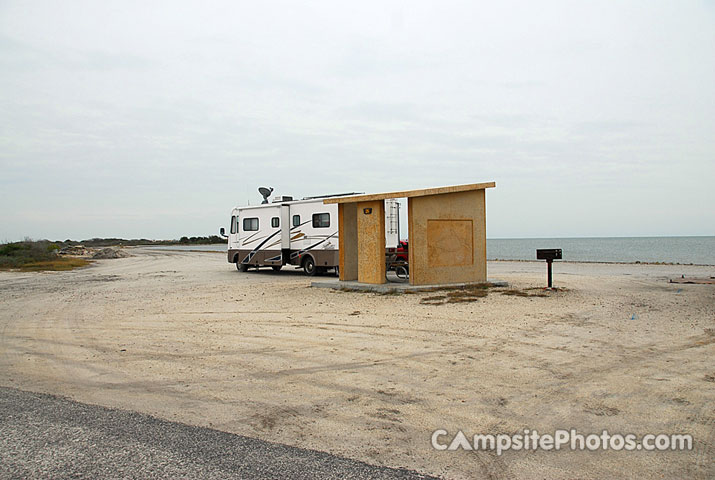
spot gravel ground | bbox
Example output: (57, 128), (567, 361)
(0, 386), (433, 479)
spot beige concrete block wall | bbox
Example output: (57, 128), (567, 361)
(356, 200), (386, 284)
(408, 189), (487, 285)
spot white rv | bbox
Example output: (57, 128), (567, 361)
(222, 191), (399, 275)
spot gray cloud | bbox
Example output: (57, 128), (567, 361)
(0, 0), (713, 240)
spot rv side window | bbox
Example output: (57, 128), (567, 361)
(271, 217), (279, 228)
(292, 215), (300, 227)
(230, 216), (237, 234)
(312, 213), (330, 228)
(243, 217), (259, 231)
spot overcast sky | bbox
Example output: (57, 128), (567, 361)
(1, 0), (713, 241)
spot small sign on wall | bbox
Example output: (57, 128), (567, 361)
(363, 207), (373, 214)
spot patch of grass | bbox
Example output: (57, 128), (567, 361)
(500, 289), (529, 297)
(420, 284), (492, 305)
(420, 295), (447, 304)
(0, 240), (58, 269)
(13, 257), (91, 272)
(525, 286), (567, 292)
(500, 288), (549, 297)
(0, 240), (89, 271)
(446, 288), (488, 303)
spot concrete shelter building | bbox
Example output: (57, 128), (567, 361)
(323, 182), (495, 286)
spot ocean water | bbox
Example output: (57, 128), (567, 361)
(144, 236), (715, 265)
(486, 236), (715, 265)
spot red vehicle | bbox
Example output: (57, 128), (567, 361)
(386, 240), (409, 280)
(395, 240), (408, 263)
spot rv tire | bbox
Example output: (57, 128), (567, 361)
(237, 262), (248, 272)
(302, 256), (317, 276)
(271, 265), (282, 272)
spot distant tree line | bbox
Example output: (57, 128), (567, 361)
(1, 236), (225, 263)
(0, 236), (225, 270)
(177, 235), (225, 245)
(61, 236), (226, 247)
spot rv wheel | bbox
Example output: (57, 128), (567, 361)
(272, 265), (282, 272)
(302, 256), (316, 276)
(237, 262), (248, 272)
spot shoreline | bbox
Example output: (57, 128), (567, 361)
(488, 258), (715, 267)
(136, 246), (715, 267)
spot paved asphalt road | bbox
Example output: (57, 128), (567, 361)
(0, 387), (435, 479)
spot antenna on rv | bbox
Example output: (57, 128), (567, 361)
(258, 186), (274, 204)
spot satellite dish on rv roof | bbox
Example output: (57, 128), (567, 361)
(258, 186), (274, 204)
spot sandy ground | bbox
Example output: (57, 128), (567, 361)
(0, 248), (713, 479)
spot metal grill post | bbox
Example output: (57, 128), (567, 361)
(537, 249), (561, 289)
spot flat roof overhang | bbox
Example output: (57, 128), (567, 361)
(322, 182), (496, 204)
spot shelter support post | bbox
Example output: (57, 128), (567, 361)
(338, 203), (358, 281)
(356, 200), (386, 284)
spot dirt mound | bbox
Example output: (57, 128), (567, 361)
(91, 248), (131, 259)
(59, 245), (89, 256)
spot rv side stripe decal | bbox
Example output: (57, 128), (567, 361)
(241, 231), (261, 244)
(290, 232), (337, 260)
(241, 230), (282, 264)
(240, 220), (312, 264)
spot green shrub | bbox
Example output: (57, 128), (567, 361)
(0, 240), (60, 268)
